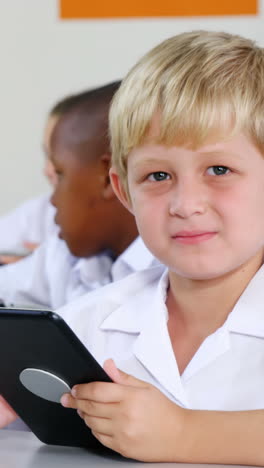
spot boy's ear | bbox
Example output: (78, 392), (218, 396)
(100, 153), (115, 200)
(109, 166), (134, 214)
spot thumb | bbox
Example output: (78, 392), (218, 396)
(103, 358), (148, 388)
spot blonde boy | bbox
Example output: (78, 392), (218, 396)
(60, 31), (264, 464)
(3, 31), (264, 464)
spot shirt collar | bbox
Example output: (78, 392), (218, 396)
(101, 263), (264, 339)
(225, 263), (264, 338)
(72, 252), (113, 286)
(100, 267), (168, 333)
(116, 237), (157, 272)
(100, 267), (188, 405)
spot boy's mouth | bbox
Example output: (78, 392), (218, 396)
(54, 214), (64, 239)
(172, 230), (217, 245)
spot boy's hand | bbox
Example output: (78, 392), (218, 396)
(0, 242), (39, 265)
(0, 242), (39, 264)
(0, 255), (26, 264)
(61, 359), (187, 461)
(0, 395), (18, 427)
(23, 242), (39, 252)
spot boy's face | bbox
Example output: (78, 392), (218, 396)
(50, 146), (110, 257)
(111, 131), (264, 280)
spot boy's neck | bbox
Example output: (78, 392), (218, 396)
(108, 208), (138, 257)
(166, 251), (263, 374)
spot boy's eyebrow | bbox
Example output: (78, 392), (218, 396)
(132, 157), (166, 165)
(131, 152), (243, 166)
(198, 150), (244, 160)
(130, 158), (170, 170)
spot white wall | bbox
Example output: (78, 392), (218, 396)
(0, 0), (263, 214)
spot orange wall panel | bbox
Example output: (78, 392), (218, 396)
(60, 0), (258, 18)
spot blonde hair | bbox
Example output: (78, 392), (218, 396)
(109, 30), (264, 189)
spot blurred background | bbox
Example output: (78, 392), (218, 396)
(0, 0), (262, 214)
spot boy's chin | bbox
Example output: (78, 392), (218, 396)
(67, 242), (95, 259)
(169, 266), (228, 281)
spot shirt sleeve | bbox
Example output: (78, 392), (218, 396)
(0, 193), (56, 253)
(0, 242), (51, 308)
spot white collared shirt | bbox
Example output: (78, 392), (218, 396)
(2, 236), (158, 432)
(0, 235), (157, 309)
(0, 193), (57, 254)
(60, 264), (264, 411)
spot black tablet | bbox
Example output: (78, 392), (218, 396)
(0, 308), (112, 451)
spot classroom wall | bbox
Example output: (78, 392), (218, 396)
(0, 0), (263, 214)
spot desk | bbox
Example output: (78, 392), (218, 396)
(0, 429), (251, 468)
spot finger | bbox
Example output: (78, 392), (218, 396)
(77, 409), (84, 419)
(61, 393), (77, 408)
(83, 414), (113, 436)
(61, 392), (118, 420)
(0, 255), (22, 264)
(76, 399), (118, 419)
(71, 382), (123, 403)
(92, 431), (115, 451)
(103, 359), (121, 382)
(0, 409), (18, 427)
(61, 391), (118, 416)
(0, 396), (18, 428)
(104, 359), (149, 389)
(23, 242), (39, 251)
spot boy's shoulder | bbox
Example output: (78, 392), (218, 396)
(58, 265), (165, 341)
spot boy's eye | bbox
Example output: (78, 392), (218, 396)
(207, 166), (230, 176)
(148, 171), (170, 181)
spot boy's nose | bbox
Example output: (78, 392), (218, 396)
(169, 179), (207, 219)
